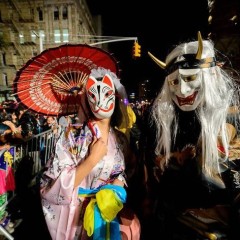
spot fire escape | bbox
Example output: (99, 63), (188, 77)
(6, 0), (37, 65)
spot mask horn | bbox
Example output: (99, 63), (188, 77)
(196, 31), (203, 60)
(148, 51), (166, 69)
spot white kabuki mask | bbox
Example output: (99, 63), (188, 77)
(148, 32), (217, 112)
(86, 73), (115, 119)
(167, 68), (203, 111)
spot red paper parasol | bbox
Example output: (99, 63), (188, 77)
(13, 44), (119, 116)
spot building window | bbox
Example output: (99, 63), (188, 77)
(2, 53), (6, 66)
(54, 29), (61, 43)
(54, 6), (59, 20)
(3, 73), (8, 86)
(31, 31), (37, 43)
(19, 32), (24, 44)
(62, 29), (69, 42)
(37, 7), (43, 21)
(62, 6), (68, 20)
(39, 30), (45, 43)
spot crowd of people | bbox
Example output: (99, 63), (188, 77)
(1, 33), (240, 240)
(0, 101), (66, 238)
(0, 101), (70, 149)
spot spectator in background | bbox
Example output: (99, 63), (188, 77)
(42, 116), (58, 134)
(0, 107), (7, 123)
(4, 108), (19, 127)
(18, 111), (40, 138)
(0, 123), (13, 151)
(34, 114), (48, 133)
(14, 104), (26, 122)
(3, 111), (39, 142)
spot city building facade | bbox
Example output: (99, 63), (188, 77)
(0, 0), (99, 101)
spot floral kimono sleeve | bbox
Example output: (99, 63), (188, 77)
(40, 131), (80, 205)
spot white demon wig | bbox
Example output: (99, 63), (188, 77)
(149, 32), (240, 187)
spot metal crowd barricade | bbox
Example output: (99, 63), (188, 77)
(15, 129), (57, 176)
(0, 129), (57, 240)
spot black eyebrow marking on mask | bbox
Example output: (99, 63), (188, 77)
(97, 85), (100, 94)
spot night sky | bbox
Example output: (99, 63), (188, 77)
(86, 0), (209, 96)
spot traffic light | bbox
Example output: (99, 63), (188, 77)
(132, 41), (141, 58)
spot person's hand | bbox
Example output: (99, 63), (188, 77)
(0, 144), (11, 150)
(88, 136), (108, 166)
(74, 136), (108, 187)
(3, 121), (16, 132)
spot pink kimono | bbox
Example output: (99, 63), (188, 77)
(40, 123), (126, 240)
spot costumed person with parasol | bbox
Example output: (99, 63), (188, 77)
(140, 32), (240, 239)
(13, 44), (140, 240)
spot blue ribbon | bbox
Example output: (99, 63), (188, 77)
(78, 185), (127, 240)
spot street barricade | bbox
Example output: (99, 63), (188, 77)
(0, 129), (57, 239)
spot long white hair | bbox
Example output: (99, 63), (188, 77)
(151, 39), (240, 186)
